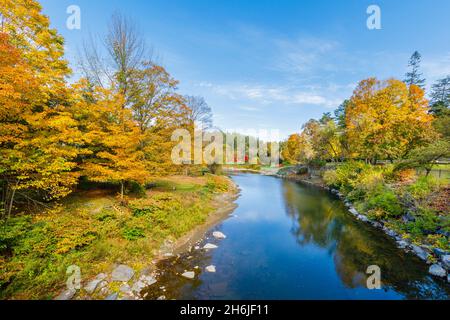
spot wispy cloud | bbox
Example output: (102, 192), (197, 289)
(197, 82), (345, 108)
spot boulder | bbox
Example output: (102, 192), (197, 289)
(411, 245), (430, 261)
(205, 265), (216, 273)
(84, 273), (108, 294)
(132, 276), (157, 293)
(397, 241), (408, 249)
(429, 264), (447, 278)
(357, 215), (369, 223)
(203, 243), (218, 250)
(111, 265), (134, 282)
(55, 288), (76, 300)
(119, 284), (132, 294)
(441, 255), (450, 270)
(433, 248), (449, 258)
(105, 293), (118, 300)
(181, 271), (195, 279)
(213, 231), (227, 240)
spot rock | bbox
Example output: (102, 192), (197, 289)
(429, 264), (447, 278)
(384, 228), (398, 238)
(55, 288), (76, 300)
(372, 222), (383, 229)
(99, 286), (109, 296)
(157, 295), (166, 300)
(205, 265), (216, 273)
(213, 231), (227, 239)
(194, 246), (200, 250)
(132, 276), (157, 294)
(111, 265), (134, 282)
(105, 293), (118, 300)
(141, 275), (157, 286)
(441, 255), (450, 269)
(84, 273), (108, 294)
(349, 208), (359, 216)
(119, 284), (132, 294)
(397, 240), (408, 249)
(357, 215), (369, 223)
(433, 248), (449, 258)
(411, 245), (430, 261)
(203, 243), (218, 250)
(181, 271), (195, 279)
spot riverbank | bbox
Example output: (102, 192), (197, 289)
(233, 165), (450, 283)
(0, 175), (239, 300)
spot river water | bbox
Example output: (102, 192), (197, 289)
(145, 173), (449, 300)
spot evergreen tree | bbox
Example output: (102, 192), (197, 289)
(404, 51), (426, 88)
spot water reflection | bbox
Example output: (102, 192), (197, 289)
(146, 174), (449, 300)
(282, 180), (449, 299)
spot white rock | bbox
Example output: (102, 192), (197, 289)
(181, 271), (195, 279)
(213, 231), (227, 239)
(205, 265), (216, 273)
(429, 264), (447, 278)
(349, 208), (359, 216)
(84, 273), (108, 294)
(441, 255), (450, 269)
(411, 245), (430, 261)
(397, 241), (408, 249)
(111, 265), (134, 282)
(55, 289), (76, 300)
(157, 295), (166, 300)
(203, 243), (218, 250)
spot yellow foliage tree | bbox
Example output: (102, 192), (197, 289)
(345, 78), (435, 163)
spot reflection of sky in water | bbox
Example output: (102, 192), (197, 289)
(148, 174), (450, 300)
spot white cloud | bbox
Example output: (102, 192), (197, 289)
(197, 82), (345, 108)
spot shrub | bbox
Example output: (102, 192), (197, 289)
(405, 208), (438, 236)
(407, 176), (438, 200)
(366, 187), (403, 218)
(122, 227), (145, 241)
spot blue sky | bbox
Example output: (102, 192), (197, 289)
(40, 0), (450, 138)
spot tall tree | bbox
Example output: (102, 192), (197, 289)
(429, 75), (450, 117)
(345, 78), (435, 163)
(0, 1), (81, 218)
(74, 85), (149, 202)
(404, 51), (426, 88)
(184, 96), (213, 129)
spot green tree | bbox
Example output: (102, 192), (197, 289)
(404, 51), (426, 89)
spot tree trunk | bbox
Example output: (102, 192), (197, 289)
(7, 181), (18, 219)
(120, 180), (125, 204)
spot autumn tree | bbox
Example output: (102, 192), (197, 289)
(73, 84), (149, 202)
(0, 1), (83, 218)
(345, 78), (435, 163)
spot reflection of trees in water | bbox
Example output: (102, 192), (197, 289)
(282, 181), (450, 300)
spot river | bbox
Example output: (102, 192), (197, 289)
(144, 173), (449, 300)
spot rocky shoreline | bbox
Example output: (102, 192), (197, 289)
(55, 182), (240, 300)
(276, 172), (450, 284)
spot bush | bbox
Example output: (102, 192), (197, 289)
(405, 208), (438, 236)
(122, 227), (145, 241)
(407, 176), (438, 200)
(366, 187), (403, 218)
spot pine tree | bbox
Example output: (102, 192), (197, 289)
(404, 51), (426, 88)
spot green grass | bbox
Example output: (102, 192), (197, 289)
(0, 175), (233, 299)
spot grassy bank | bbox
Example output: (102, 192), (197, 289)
(318, 162), (449, 252)
(0, 175), (235, 300)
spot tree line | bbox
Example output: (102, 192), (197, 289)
(281, 51), (450, 172)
